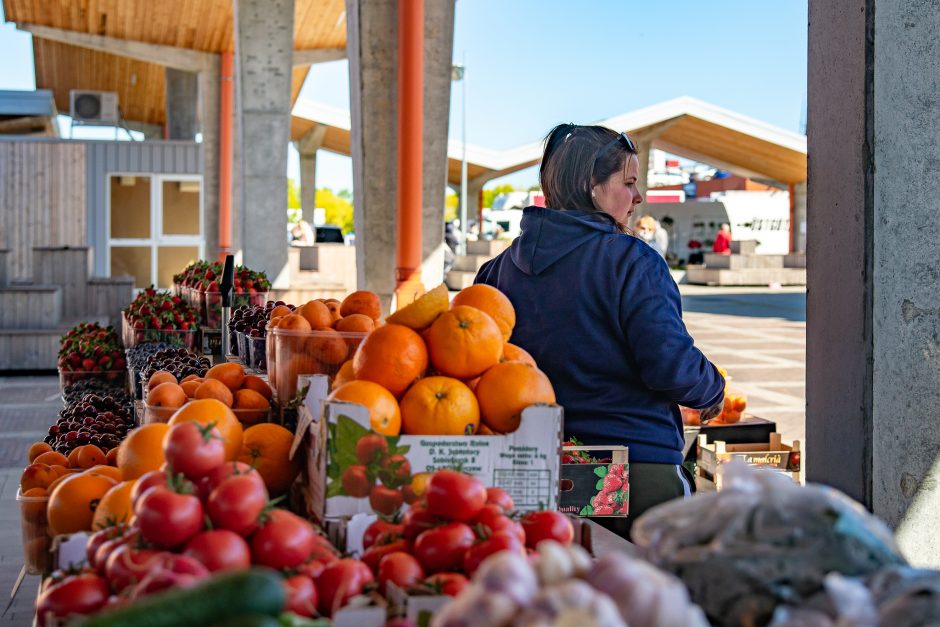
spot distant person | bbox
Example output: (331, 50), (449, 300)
(289, 220), (314, 246)
(713, 223), (732, 255)
(636, 215), (667, 258)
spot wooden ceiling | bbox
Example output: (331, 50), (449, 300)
(3, 0), (347, 126)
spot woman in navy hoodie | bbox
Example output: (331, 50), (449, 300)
(475, 123), (724, 538)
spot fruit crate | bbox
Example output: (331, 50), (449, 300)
(683, 415), (777, 463)
(121, 312), (198, 350)
(559, 446), (629, 518)
(196, 290), (269, 328)
(140, 400), (272, 426)
(696, 432), (801, 491)
(16, 488), (51, 575)
(57, 368), (127, 392)
(271, 327), (367, 401)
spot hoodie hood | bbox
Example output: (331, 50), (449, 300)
(511, 206), (619, 276)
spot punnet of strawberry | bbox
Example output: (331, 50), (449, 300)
(124, 287), (199, 333)
(57, 323), (125, 377)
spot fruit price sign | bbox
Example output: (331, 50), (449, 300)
(318, 400), (563, 518)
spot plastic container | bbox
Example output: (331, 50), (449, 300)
(234, 331), (247, 363)
(198, 291), (269, 328)
(58, 368), (127, 391)
(248, 335), (268, 372)
(16, 488), (51, 575)
(122, 313), (198, 350)
(144, 401), (271, 426)
(272, 327), (367, 401)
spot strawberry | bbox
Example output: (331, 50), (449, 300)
(603, 474), (623, 493)
(81, 358), (96, 371)
(594, 505), (615, 516)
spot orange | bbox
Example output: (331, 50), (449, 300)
(49, 465), (70, 478)
(328, 380), (401, 435)
(206, 362), (246, 393)
(147, 371), (177, 392)
(242, 375), (273, 400)
(105, 448), (119, 466)
(47, 472), (118, 535)
(501, 343), (536, 366)
(451, 284), (516, 342)
(335, 313), (375, 335)
(180, 380), (201, 398)
(308, 328), (349, 365)
(477, 422), (497, 435)
(75, 445), (106, 469)
(233, 389), (271, 426)
(237, 424), (301, 495)
(116, 423), (170, 480)
(85, 465), (123, 482)
(425, 306), (503, 380)
(399, 376), (479, 436)
(732, 395), (747, 412)
(352, 324), (428, 397)
(324, 300), (343, 322)
(277, 313), (312, 333)
(181, 373), (201, 383)
(269, 304), (293, 320)
(92, 480), (136, 529)
(386, 283), (449, 330)
(195, 379), (234, 407)
(332, 360), (355, 390)
(46, 473), (73, 493)
(148, 382), (188, 409)
(67, 448), (82, 468)
(33, 451), (69, 467)
(23, 487), (47, 497)
(27, 442), (52, 463)
(168, 399), (243, 461)
(475, 362), (556, 433)
(20, 463), (57, 491)
(341, 290), (382, 320)
(297, 300), (333, 330)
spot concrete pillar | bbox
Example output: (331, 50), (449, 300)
(636, 139), (651, 200)
(296, 124), (327, 225)
(165, 68), (199, 140)
(419, 0), (456, 289)
(808, 0), (940, 567)
(234, 0), (294, 288)
(346, 0), (399, 309)
(793, 181), (807, 253)
(198, 59), (221, 262)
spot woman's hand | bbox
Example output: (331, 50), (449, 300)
(699, 398), (725, 425)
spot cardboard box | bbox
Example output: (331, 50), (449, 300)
(696, 432), (801, 490)
(559, 446), (629, 517)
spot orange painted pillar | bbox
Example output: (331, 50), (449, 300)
(395, 0), (426, 305)
(218, 52), (235, 257)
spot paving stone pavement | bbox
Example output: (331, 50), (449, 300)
(0, 288), (807, 625)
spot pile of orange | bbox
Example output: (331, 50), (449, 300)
(269, 290), (383, 400)
(327, 283), (556, 436)
(146, 363), (272, 426)
(714, 393), (747, 424)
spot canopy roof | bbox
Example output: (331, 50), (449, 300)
(3, 0), (346, 126)
(292, 96), (808, 186)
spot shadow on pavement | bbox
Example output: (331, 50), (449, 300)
(681, 292), (806, 322)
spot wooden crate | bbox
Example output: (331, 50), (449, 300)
(696, 432), (801, 490)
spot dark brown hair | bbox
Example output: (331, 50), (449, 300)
(539, 123), (638, 230)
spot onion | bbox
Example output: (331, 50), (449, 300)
(430, 586), (517, 627)
(516, 580), (626, 627)
(534, 540), (574, 585)
(474, 551), (538, 606)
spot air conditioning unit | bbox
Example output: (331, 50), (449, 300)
(69, 90), (119, 125)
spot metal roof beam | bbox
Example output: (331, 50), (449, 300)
(17, 23), (215, 73)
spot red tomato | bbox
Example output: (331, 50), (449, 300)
(462, 531), (524, 575)
(283, 575), (318, 618)
(521, 510), (574, 548)
(206, 475), (268, 536)
(36, 574), (110, 627)
(362, 538), (412, 574)
(472, 504), (525, 544)
(413, 522), (474, 573)
(402, 485), (419, 504)
(363, 518), (403, 549)
(316, 559), (374, 617)
(163, 422), (226, 480)
(426, 470), (486, 522)
(130, 470), (168, 506)
(201, 461), (264, 496)
(183, 529), (251, 572)
(86, 525), (127, 569)
(93, 530), (140, 577)
(296, 559), (329, 579)
(136, 488), (204, 548)
(341, 465), (372, 498)
(425, 572), (469, 597)
(380, 454), (411, 484)
(377, 552), (424, 595)
(104, 546), (163, 592)
(369, 484), (404, 516)
(402, 505), (440, 541)
(250, 509), (316, 570)
(485, 487), (515, 512)
(355, 433), (388, 465)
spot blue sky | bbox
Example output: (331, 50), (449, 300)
(0, 1), (807, 190)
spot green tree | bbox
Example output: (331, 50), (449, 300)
(316, 188), (355, 234)
(483, 184), (516, 209)
(445, 189), (458, 222)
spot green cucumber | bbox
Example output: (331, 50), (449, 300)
(77, 569), (285, 627)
